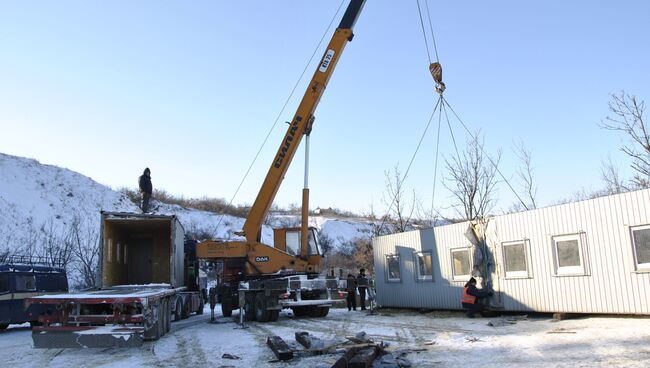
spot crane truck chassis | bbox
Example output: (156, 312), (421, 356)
(210, 229), (343, 322)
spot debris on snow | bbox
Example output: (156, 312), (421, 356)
(547, 328), (577, 334)
(221, 353), (241, 360)
(267, 335), (293, 361)
(487, 314), (528, 327)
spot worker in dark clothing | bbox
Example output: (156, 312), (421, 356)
(357, 268), (369, 310)
(138, 168), (153, 213)
(346, 273), (357, 311)
(461, 277), (493, 318)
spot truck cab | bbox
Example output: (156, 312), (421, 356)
(0, 261), (68, 330)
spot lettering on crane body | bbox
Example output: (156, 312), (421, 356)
(255, 256), (270, 262)
(274, 116), (301, 168)
(319, 49), (335, 73)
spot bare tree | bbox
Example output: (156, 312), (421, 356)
(69, 217), (101, 289)
(600, 92), (649, 188)
(352, 238), (374, 273)
(381, 165), (416, 233)
(38, 220), (74, 268)
(513, 140), (537, 209)
(444, 132), (501, 220)
(600, 157), (628, 194)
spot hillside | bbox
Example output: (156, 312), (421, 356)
(0, 153), (373, 274)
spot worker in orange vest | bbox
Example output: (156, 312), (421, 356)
(461, 277), (493, 318)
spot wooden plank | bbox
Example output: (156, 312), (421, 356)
(295, 331), (322, 349)
(331, 347), (361, 368)
(266, 336), (293, 361)
(348, 346), (380, 368)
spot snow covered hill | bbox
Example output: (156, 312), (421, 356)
(0, 153), (372, 261)
(0, 153), (138, 253)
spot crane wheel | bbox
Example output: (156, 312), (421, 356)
(291, 307), (307, 317)
(244, 295), (256, 321)
(221, 297), (233, 317)
(254, 293), (271, 322)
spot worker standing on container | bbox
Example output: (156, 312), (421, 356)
(357, 268), (369, 310)
(461, 277), (492, 318)
(346, 273), (357, 311)
(138, 167), (153, 213)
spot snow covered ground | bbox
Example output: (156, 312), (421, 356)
(1, 307), (650, 367)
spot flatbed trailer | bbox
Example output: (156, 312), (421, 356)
(28, 284), (200, 348)
(26, 212), (206, 348)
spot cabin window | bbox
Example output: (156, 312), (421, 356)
(308, 230), (321, 256)
(631, 225), (650, 270)
(414, 251), (433, 281)
(285, 231), (300, 256)
(502, 240), (530, 278)
(16, 275), (36, 291)
(386, 254), (401, 282)
(552, 234), (586, 276)
(0, 274), (9, 293)
(451, 248), (472, 281)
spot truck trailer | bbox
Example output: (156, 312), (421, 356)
(27, 212), (206, 348)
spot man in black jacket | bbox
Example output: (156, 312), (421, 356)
(346, 274), (357, 311)
(357, 268), (369, 310)
(461, 277), (493, 318)
(138, 168), (152, 213)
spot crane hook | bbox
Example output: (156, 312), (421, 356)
(429, 62), (446, 94)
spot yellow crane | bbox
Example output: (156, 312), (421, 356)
(197, 0), (366, 322)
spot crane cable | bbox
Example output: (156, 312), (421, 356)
(211, 0), (347, 237)
(441, 96), (530, 211)
(416, 0), (440, 63)
(378, 95), (443, 233)
(429, 97), (444, 224)
(378, 0), (446, 233)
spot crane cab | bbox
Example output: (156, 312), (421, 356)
(273, 227), (323, 267)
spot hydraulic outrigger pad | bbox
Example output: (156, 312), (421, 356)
(429, 62), (446, 94)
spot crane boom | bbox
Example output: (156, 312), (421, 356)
(242, 0), (366, 243)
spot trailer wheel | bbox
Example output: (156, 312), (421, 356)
(254, 293), (271, 322)
(157, 302), (164, 338)
(163, 298), (171, 334)
(182, 298), (191, 319)
(318, 307), (329, 317)
(196, 295), (204, 315)
(174, 299), (183, 321)
(221, 297), (233, 317)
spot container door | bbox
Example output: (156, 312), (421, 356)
(128, 238), (153, 285)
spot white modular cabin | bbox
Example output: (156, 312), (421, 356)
(372, 188), (650, 314)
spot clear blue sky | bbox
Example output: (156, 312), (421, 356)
(1, 1), (649, 218)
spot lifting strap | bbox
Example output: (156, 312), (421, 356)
(429, 62), (446, 94)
